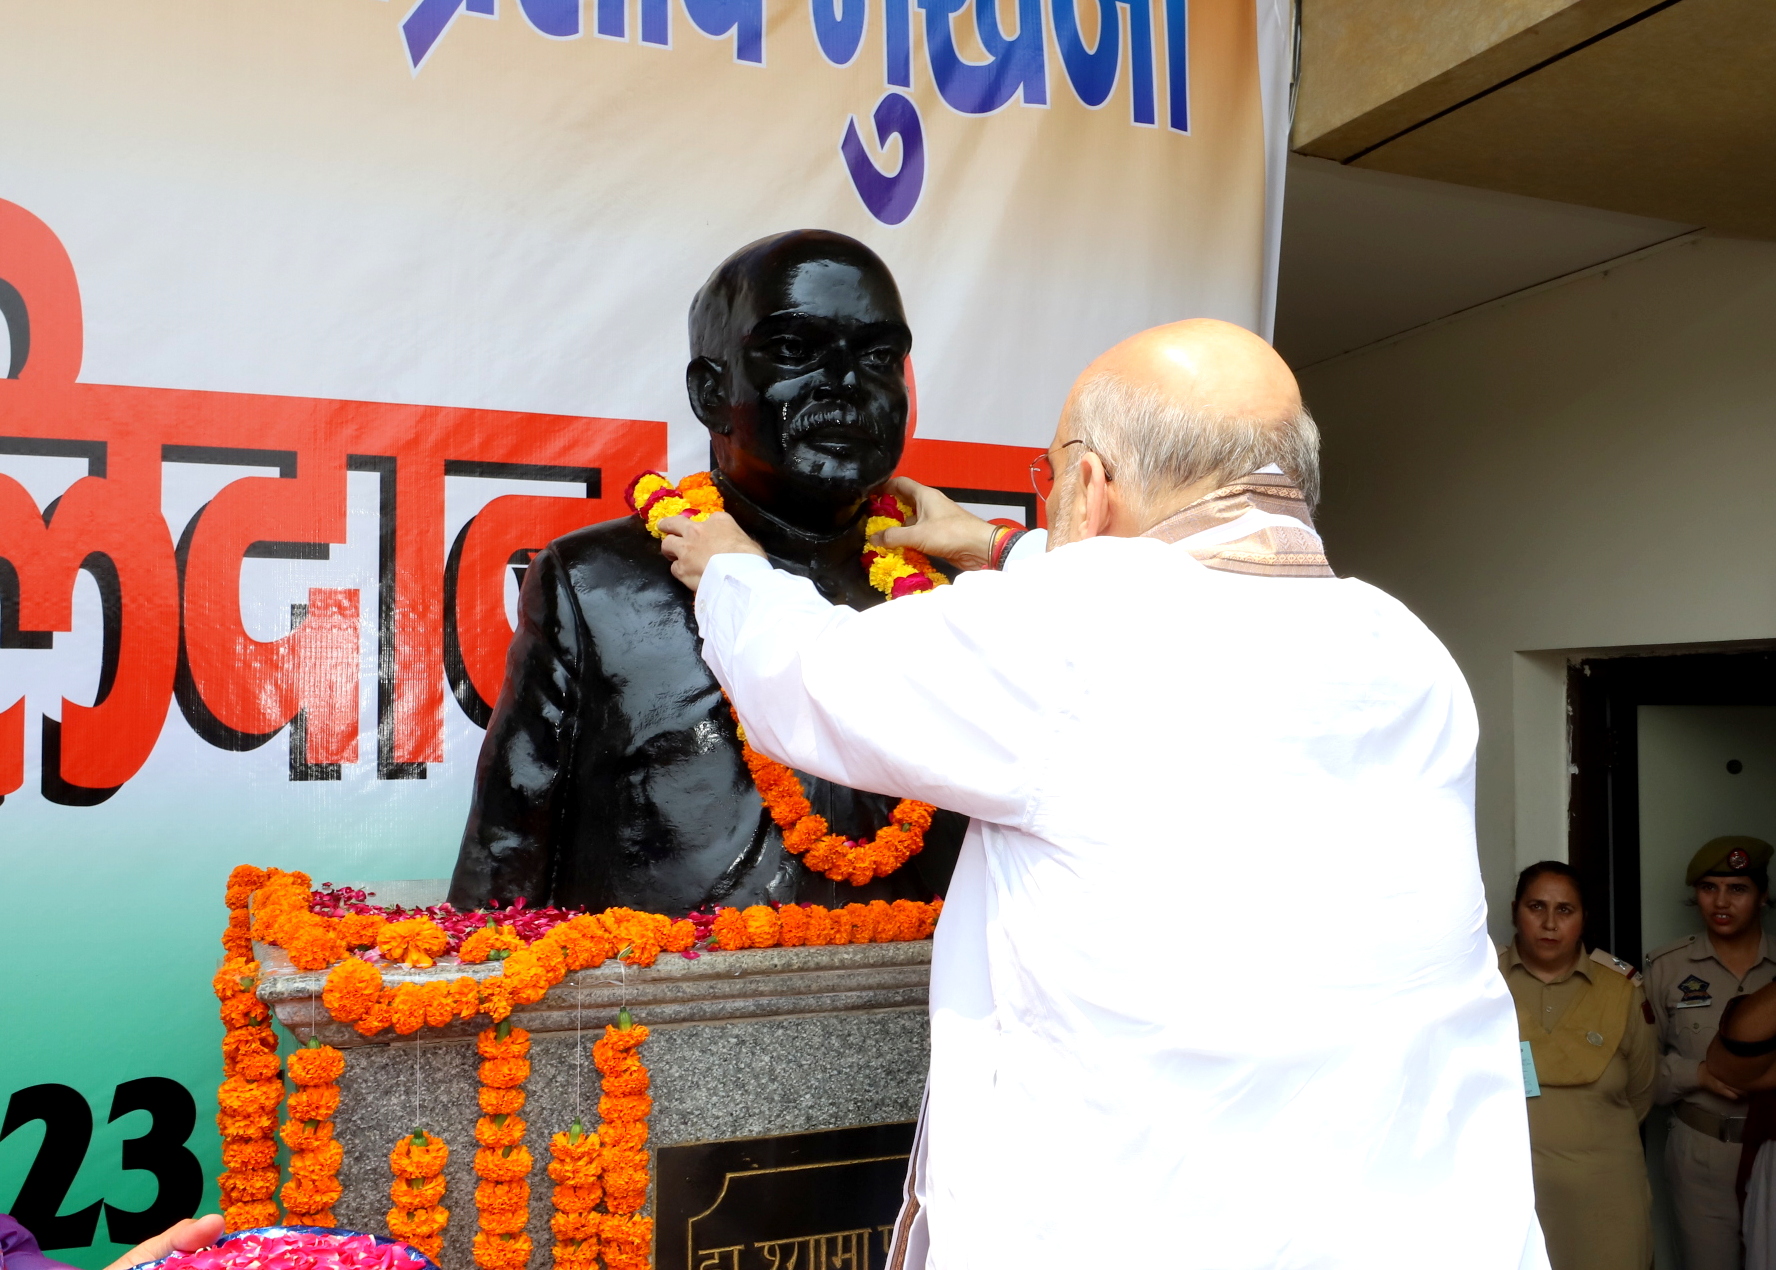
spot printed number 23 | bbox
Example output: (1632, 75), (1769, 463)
(2, 1080), (203, 1250)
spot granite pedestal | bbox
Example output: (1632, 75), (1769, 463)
(255, 941), (930, 1270)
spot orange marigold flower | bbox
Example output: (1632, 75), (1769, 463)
(551, 1210), (602, 1242)
(218, 1167), (280, 1203)
(600, 1066), (649, 1098)
(600, 1167), (649, 1215)
(709, 907), (748, 952)
(598, 1120), (648, 1152)
(662, 918), (696, 953)
(417, 980), (458, 1029)
(212, 959), (258, 1001)
(800, 905), (834, 946)
(230, 1049), (281, 1083)
(390, 981), (429, 1035)
(459, 924), (526, 964)
(480, 978), (515, 1022)
(288, 1139), (344, 1181)
(478, 1026), (532, 1060)
(285, 921), (349, 971)
(476, 1115), (528, 1149)
(354, 991), (396, 1038)
(480, 1086), (526, 1116)
(222, 1138), (278, 1171)
(282, 1118), (334, 1151)
(597, 1093), (652, 1124)
(471, 1231), (533, 1270)
(392, 1172), (447, 1209)
(387, 1204), (450, 1239)
(478, 1207), (529, 1237)
(287, 1044), (345, 1086)
(286, 1085), (340, 1122)
(218, 1076), (284, 1115)
(228, 864), (269, 892)
(280, 1173), (342, 1213)
(216, 1110), (277, 1140)
(219, 995), (269, 1029)
(337, 913), (387, 949)
(473, 1145), (533, 1183)
(222, 1199), (279, 1234)
(474, 1178), (530, 1211)
(390, 1131), (450, 1179)
(777, 905), (808, 947)
(322, 957), (384, 1023)
(551, 1179), (602, 1213)
(497, 948), (555, 1004)
(741, 905), (779, 949)
(451, 975), (483, 1020)
(479, 1057), (532, 1090)
(378, 917), (449, 968)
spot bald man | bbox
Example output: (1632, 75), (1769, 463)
(659, 320), (1546, 1270)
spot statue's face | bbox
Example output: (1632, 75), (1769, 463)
(696, 249), (912, 510)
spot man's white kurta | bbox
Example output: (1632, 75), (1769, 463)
(695, 531), (1545, 1270)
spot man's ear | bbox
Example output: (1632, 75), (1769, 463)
(686, 358), (730, 435)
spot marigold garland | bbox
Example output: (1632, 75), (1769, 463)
(389, 1128), (450, 1261)
(212, 935), (282, 1232)
(279, 1039), (345, 1227)
(473, 1023), (533, 1270)
(626, 472), (943, 884)
(592, 1014), (652, 1270)
(548, 1121), (602, 1270)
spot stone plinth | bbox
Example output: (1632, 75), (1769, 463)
(255, 943), (930, 1268)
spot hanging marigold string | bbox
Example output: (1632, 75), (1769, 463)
(280, 1038), (345, 1226)
(593, 1011), (652, 1270)
(388, 1129), (450, 1261)
(473, 1021), (534, 1270)
(626, 472), (944, 884)
(215, 866), (284, 1232)
(548, 1120), (601, 1270)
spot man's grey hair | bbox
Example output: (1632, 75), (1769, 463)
(1064, 372), (1321, 508)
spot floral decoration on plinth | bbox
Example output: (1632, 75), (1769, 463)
(388, 1129), (449, 1260)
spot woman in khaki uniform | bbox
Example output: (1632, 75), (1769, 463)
(1503, 861), (1658, 1270)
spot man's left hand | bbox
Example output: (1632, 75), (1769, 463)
(658, 511), (767, 592)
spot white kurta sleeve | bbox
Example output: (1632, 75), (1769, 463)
(694, 552), (1052, 828)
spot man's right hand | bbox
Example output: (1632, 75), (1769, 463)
(869, 477), (1001, 571)
(1698, 1060), (1745, 1101)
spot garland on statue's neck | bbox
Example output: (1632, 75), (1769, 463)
(625, 471), (945, 885)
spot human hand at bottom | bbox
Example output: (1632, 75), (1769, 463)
(868, 477), (1001, 571)
(658, 511), (767, 592)
(104, 1214), (226, 1270)
(1698, 1060), (1745, 1101)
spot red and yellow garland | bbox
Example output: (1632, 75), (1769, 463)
(473, 1022), (534, 1270)
(389, 1129), (449, 1261)
(281, 1039), (345, 1226)
(625, 471), (944, 884)
(593, 1015), (652, 1270)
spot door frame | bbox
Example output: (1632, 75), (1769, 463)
(1568, 648), (1776, 964)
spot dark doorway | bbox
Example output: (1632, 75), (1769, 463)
(1568, 647), (1776, 964)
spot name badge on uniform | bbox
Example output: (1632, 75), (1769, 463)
(1521, 1041), (1541, 1098)
(1675, 974), (1712, 1009)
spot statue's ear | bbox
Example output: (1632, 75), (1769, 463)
(686, 358), (730, 435)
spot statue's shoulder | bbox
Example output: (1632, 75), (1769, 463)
(544, 516), (676, 588)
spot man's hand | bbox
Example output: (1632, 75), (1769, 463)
(658, 511), (767, 592)
(103, 1214), (225, 1270)
(1697, 1060), (1745, 1101)
(869, 477), (1000, 571)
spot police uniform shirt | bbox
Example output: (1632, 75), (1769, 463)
(1646, 931), (1776, 1114)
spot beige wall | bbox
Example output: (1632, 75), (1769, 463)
(1297, 235), (1776, 937)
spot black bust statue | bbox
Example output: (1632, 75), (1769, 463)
(448, 230), (964, 915)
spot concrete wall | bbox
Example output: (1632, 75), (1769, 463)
(1297, 234), (1776, 936)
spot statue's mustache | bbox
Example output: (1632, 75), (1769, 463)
(780, 401), (889, 443)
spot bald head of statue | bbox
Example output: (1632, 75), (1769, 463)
(686, 230), (913, 533)
(1046, 318), (1317, 547)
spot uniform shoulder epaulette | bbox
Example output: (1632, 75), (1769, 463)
(1590, 946), (1643, 982)
(1644, 934), (1698, 964)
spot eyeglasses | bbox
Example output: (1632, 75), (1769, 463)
(1028, 439), (1113, 504)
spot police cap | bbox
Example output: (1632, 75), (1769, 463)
(1685, 835), (1775, 887)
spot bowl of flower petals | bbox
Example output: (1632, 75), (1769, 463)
(140, 1227), (438, 1270)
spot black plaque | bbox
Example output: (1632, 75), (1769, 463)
(656, 1122), (916, 1270)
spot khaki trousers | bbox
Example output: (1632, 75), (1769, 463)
(1668, 1115), (1746, 1270)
